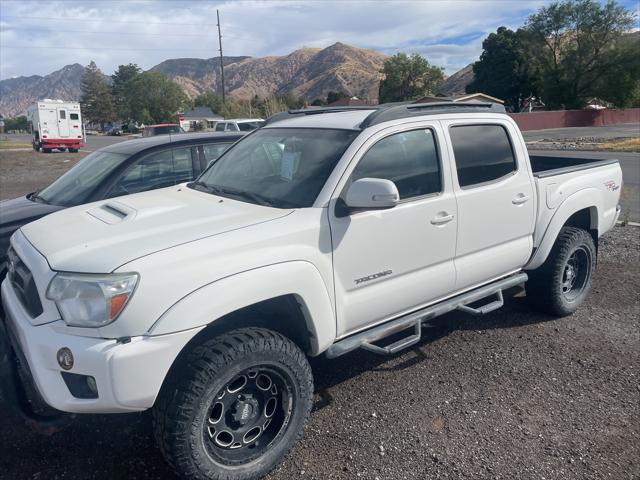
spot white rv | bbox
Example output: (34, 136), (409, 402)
(26, 100), (84, 153)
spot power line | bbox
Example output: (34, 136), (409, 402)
(2, 45), (220, 52)
(0, 14), (216, 26)
(0, 26), (220, 38)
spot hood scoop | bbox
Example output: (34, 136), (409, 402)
(87, 202), (136, 224)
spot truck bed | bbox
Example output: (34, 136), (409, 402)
(529, 155), (619, 178)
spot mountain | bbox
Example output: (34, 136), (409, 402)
(437, 64), (475, 96)
(0, 64), (87, 117)
(152, 42), (387, 102)
(0, 43), (387, 117)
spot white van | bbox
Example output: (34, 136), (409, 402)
(26, 100), (84, 153)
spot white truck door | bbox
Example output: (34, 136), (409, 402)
(57, 108), (70, 137)
(443, 120), (535, 290)
(329, 125), (457, 337)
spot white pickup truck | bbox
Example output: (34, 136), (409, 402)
(0, 103), (622, 480)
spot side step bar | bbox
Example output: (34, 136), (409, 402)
(325, 272), (527, 358)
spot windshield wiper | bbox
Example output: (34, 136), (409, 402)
(29, 191), (50, 204)
(188, 181), (274, 207)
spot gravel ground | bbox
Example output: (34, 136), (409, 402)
(0, 225), (638, 480)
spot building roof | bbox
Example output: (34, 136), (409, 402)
(182, 106), (223, 119)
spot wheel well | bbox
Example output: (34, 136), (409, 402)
(156, 295), (313, 405)
(564, 207), (598, 248)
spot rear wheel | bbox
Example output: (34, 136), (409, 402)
(42, 148), (51, 154)
(526, 226), (596, 316)
(68, 148), (78, 153)
(153, 328), (313, 480)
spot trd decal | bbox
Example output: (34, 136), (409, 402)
(604, 180), (620, 191)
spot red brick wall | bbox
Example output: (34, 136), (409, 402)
(509, 108), (640, 131)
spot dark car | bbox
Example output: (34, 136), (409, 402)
(0, 132), (244, 278)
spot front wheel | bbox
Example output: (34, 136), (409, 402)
(526, 226), (596, 316)
(153, 328), (313, 480)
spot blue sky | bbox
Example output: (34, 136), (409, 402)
(0, 0), (638, 80)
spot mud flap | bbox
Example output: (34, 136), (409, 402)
(0, 307), (70, 434)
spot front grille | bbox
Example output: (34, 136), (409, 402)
(6, 247), (43, 318)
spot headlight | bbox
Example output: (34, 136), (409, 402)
(46, 272), (138, 327)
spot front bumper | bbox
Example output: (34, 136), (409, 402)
(1, 278), (203, 414)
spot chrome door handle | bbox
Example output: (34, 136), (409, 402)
(512, 194), (530, 205)
(430, 213), (454, 225)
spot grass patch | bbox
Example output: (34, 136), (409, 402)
(0, 142), (32, 149)
(599, 137), (640, 152)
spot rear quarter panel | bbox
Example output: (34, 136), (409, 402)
(527, 162), (622, 270)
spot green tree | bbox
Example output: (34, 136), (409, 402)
(326, 91), (349, 104)
(4, 115), (29, 131)
(525, 0), (636, 109)
(80, 61), (115, 130)
(467, 27), (535, 111)
(378, 53), (445, 103)
(112, 63), (141, 119)
(123, 72), (191, 124)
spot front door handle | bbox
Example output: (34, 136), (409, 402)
(512, 193), (530, 205)
(430, 212), (454, 225)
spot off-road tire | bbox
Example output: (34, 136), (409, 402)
(153, 327), (313, 480)
(526, 226), (596, 316)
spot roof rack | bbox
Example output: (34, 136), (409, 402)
(359, 101), (506, 129)
(264, 101), (506, 129)
(263, 106), (377, 126)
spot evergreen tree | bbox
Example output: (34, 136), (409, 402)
(80, 61), (115, 130)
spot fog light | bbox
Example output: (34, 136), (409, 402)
(86, 376), (98, 394)
(57, 347), (74, 370)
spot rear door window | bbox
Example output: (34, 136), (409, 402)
(450, 124), (517, 188)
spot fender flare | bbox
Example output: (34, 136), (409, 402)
(147, 261), (336, 356)
(526, 188), (602, 270)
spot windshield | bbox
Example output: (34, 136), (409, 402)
(193, 128), (358, 208)
(38, 151), (128, 206)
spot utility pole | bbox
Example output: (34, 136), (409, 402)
(217, 9), (225, 104)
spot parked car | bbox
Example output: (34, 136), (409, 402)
(214, 118), (265, 132)
(0, 103), (622, 480)
(0, 132), (243, 279)
(106, 126), (123, 136)
(142, 123), (184, 137)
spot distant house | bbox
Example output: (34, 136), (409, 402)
(414, 93), (504, 105)
(179, 106), (223, 132)
(327, 96), (371, 107)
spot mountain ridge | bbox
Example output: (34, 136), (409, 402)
(0, 43), (389, 117)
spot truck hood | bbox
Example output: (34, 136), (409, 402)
(19, 186), (292, 273)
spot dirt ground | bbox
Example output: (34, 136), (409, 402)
(0, 226), (637, 479)
(0, 150), (86, 200)
(0, 142), (638, 479)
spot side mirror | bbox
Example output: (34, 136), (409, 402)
(344, 178), (400, 209)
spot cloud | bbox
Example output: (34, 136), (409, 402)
(1, 0), (554, 79)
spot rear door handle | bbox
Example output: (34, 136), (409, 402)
(512, 193), (530, 205)
(430, 213), (455, 225)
